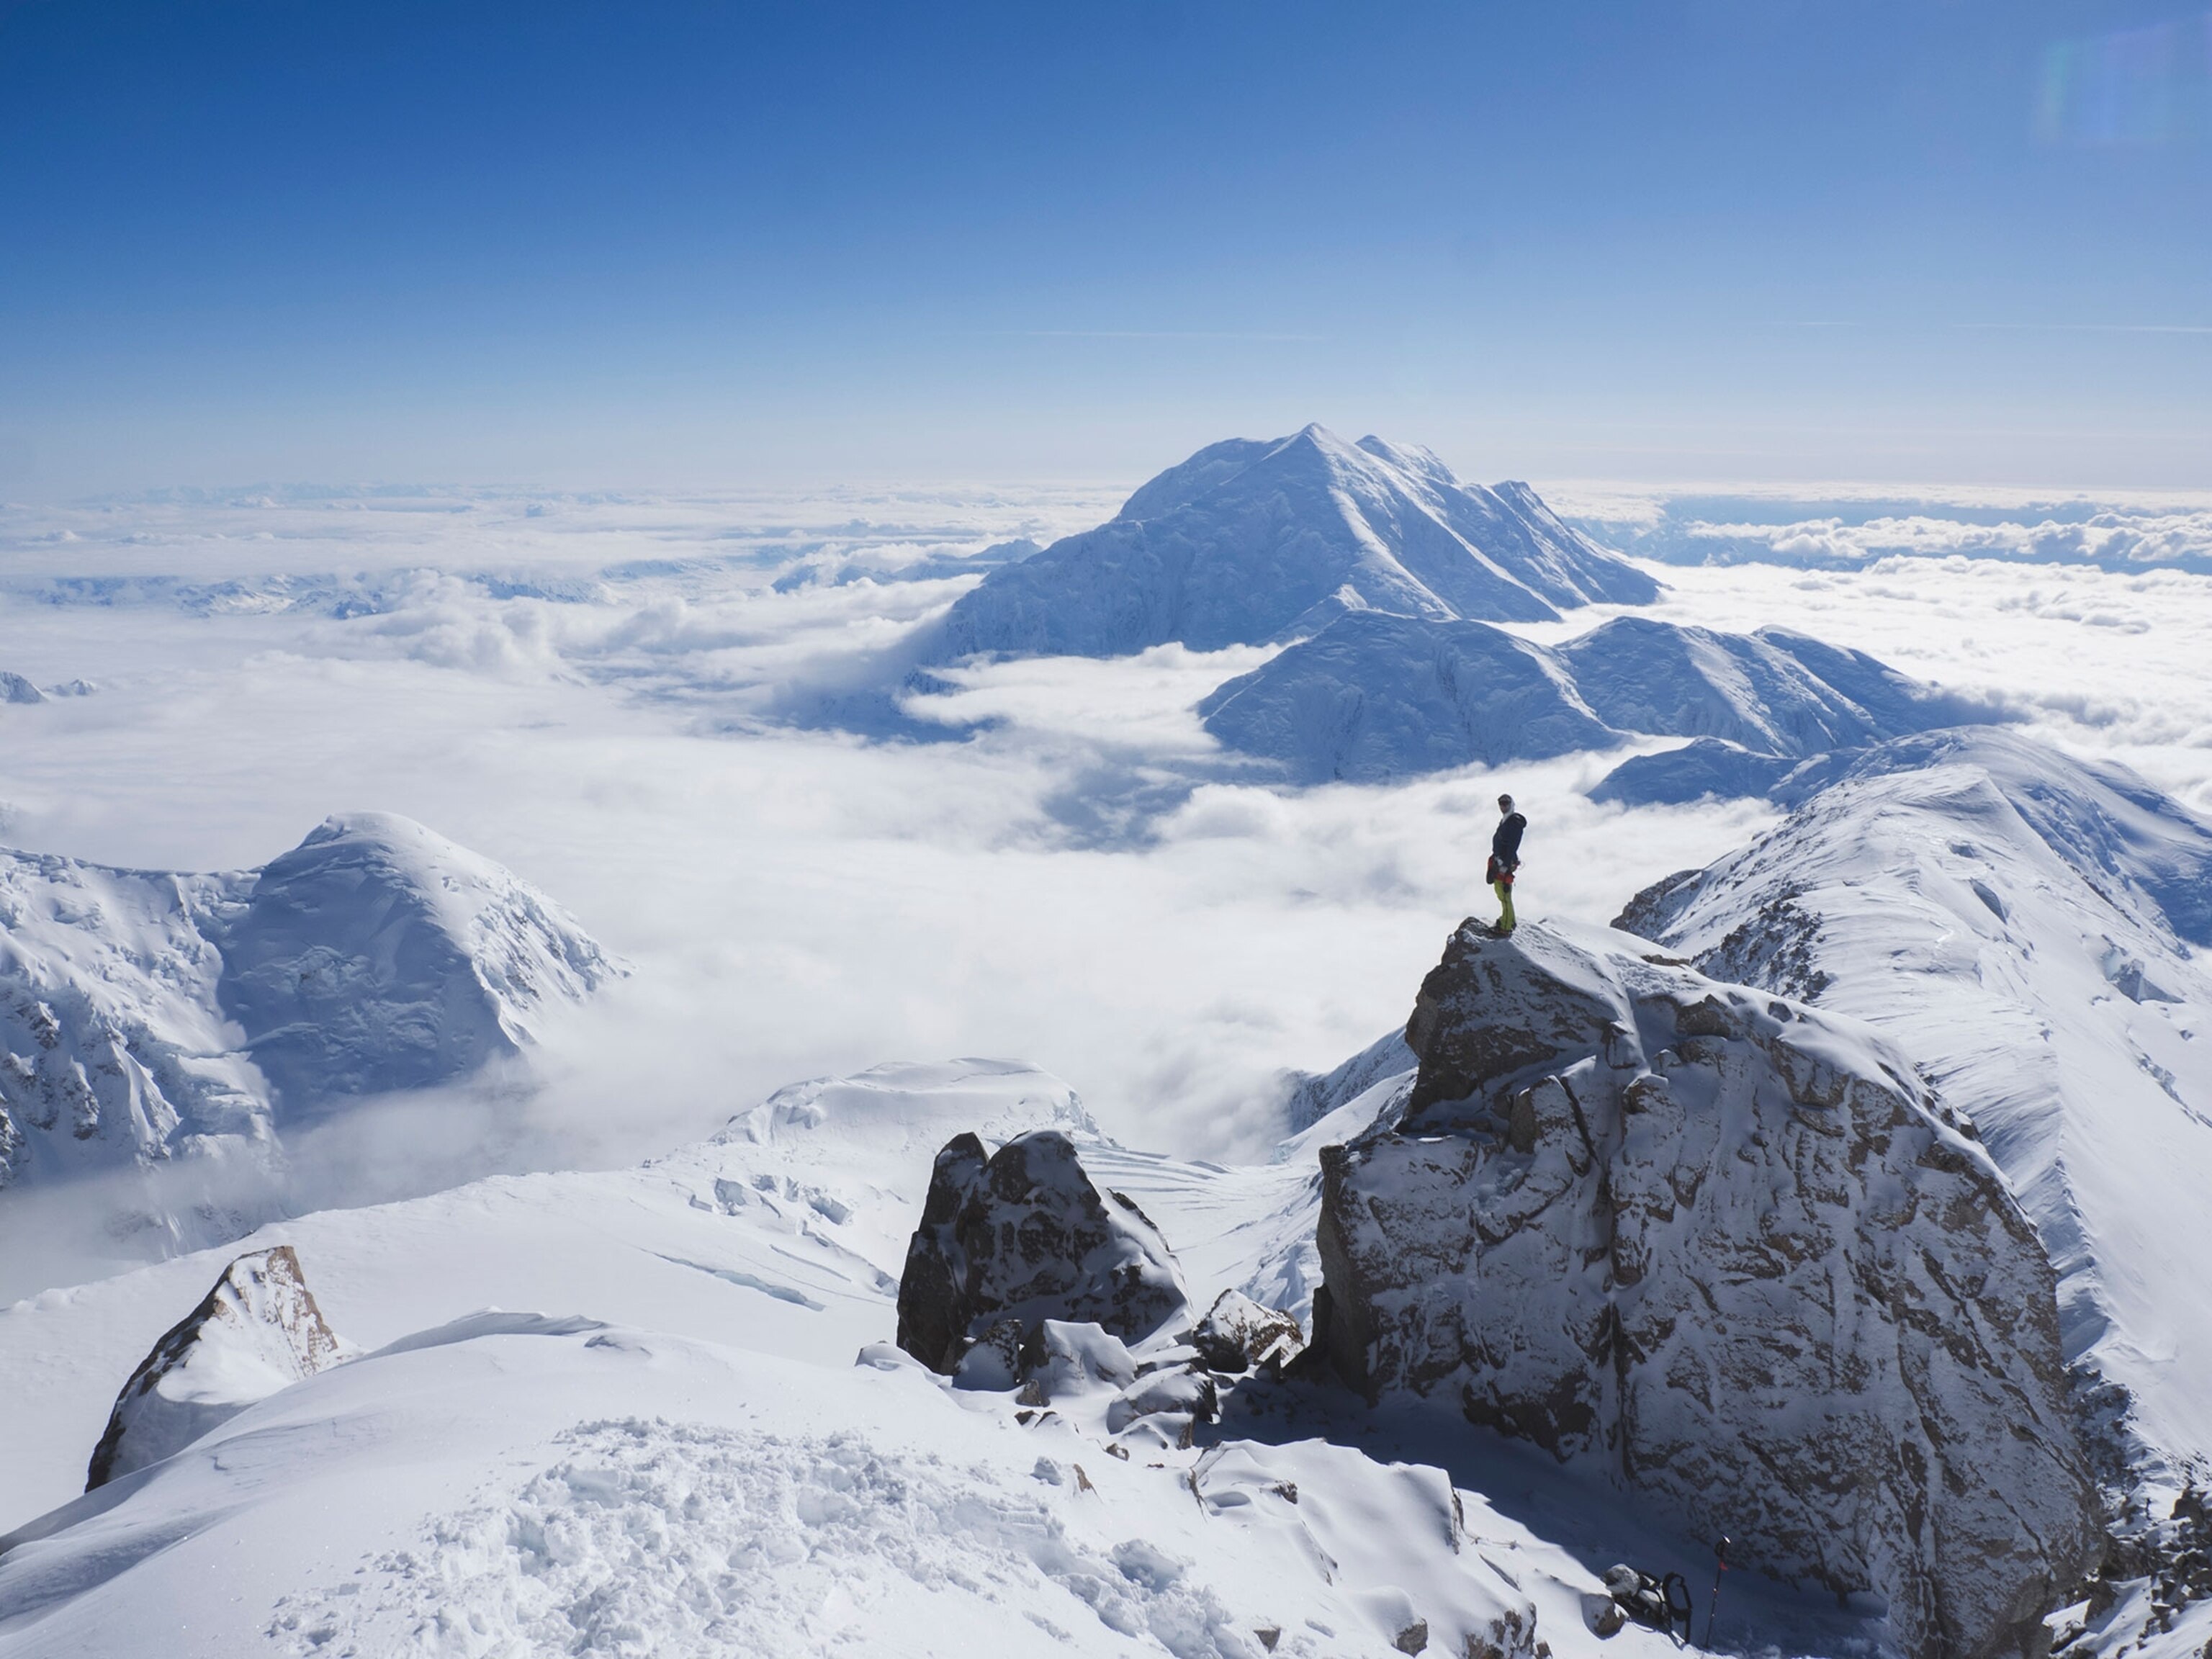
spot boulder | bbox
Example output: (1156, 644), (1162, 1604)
(894, 1128), (1188, 1374)
(1192, 1288), (1304, 1374)
(1316, 920), (2102, 1659)
(86, 1245), (354, 1488)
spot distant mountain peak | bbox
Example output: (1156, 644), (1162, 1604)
(928, 428), (1659, 662)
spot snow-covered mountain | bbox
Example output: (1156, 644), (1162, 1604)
(0, 813), (616, 1253)
(1616, 729), (2212, 1552)
(1197, 610), (1992, 787)
(0, 1052), (1956, 1659)
(925, 425), (1659, 662)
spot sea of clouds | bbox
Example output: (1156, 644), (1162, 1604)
(5, 482), (2211, 1249)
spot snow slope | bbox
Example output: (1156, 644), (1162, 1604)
(1197, 610), (1992, 787)
(927, 425), (1658, 662)
(0, 1056), (1749, 1659)
(0, 814), (614, 1256)
(1617, 729), (2212, 1494)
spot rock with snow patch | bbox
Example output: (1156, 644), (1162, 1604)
(1316, 918), (2103, 1659)
(1191, 1289), (1303, 1374)
(86, 1244), (354, 1489)
(1, 673), (45, 706)
(895, 1128), (1188, 1374)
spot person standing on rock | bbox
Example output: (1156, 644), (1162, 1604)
(1487, 794), (1525, 935)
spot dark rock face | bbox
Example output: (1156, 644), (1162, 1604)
(1321, 920), (2103, 1659)
(895, 1129), (1188, 1374)
(87, 1245), (351, 1490)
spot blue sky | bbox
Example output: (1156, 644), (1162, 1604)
(3, 1), (2208, 493)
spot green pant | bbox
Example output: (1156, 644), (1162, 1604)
(1493, 879), (1516, 933)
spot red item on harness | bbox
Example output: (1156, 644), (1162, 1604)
(1485, 855), (1515, 886)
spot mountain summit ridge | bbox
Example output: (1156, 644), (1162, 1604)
(925, 425), (1658, 662)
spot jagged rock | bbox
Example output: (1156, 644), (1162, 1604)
(1316, 919), (2103, 1659)
(86, 1245), (354, 1489)
(1192, 1289), (1304, 1374)
(894, 1128), (1188, 1374)
(1, 672), (45, 706)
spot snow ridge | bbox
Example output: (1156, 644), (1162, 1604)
(1617, 728), (2212, 1515)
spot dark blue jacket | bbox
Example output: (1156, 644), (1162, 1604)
(1491, 811), (1526, 869)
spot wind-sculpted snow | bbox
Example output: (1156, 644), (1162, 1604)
(0, 814), (613, 1254)
(1316, 919), (2102, 1659)
(1616, 728), (2212, 1521)
(218, 812), (616, 1108)
(927, 425), (1658, 662)
(1198, 608), (1997, 788)
(85, 1244), (353, 1489)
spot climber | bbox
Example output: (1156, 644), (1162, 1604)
(1486, 793), (1525, 935)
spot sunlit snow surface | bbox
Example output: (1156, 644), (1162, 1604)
(4, 482), (2212, 1657)
(0, 1060), (1879, 1659)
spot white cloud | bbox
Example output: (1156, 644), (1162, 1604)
(6, 481), (2212, 1281)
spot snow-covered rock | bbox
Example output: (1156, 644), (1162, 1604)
(1614, 728), (2212, 1519)
(896, 1128), (1190, 1373)
(927, 425), (1658, 662)
(0, 673), (44, 706)
(85, 1244), (352, 1489)
(1191, 1288), (1303, 1374)
(217, 812), (616, 1109)
(1314, 918), (2103, 1659)
(0, 815), (614, 1254)
(1197, 611), (1997, 787)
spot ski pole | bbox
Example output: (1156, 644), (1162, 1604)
(1704, 1536), (1730, 1648)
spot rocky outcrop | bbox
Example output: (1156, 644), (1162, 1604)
(1315, 920), (2102, 1659)
(86, 1245), (354, 1488)
(1192, 1289), (1303, 1374)
(894, 1128), (1188, 1374)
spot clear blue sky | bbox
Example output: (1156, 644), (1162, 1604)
(3, 1), (2208, 493)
